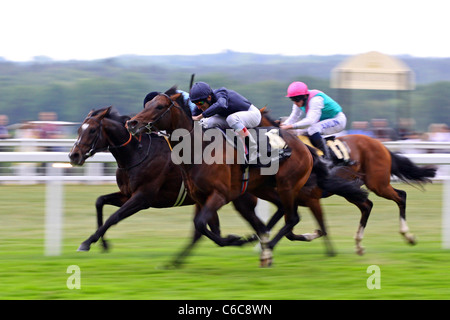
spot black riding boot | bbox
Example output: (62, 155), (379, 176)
(309, 132), (331, 160)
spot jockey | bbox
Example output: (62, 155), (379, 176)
(190, 81), (261, 163)
(280, 81), (347, 160)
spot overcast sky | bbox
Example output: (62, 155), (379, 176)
(0, 0), (447, 61)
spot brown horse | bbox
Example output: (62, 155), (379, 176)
(260, 110), (437, 254)
(126, 87), (368, 266)
(69, 106), (266, 267)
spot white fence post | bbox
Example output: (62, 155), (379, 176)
(442, 165), (450, 249)
(44, 164), (64, 256)
(86, 162), (103, 185)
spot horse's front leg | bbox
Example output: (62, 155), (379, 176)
(95, 192), (129, 251)
(169, 227), (203, 268)
(78, 191), (148, 252)
(286, 198), (335, 256)
(232, 193), (268, 243)
(193, 190), (247, 247)
(263, 190), (301, 267)
(169, 204), (216, 268)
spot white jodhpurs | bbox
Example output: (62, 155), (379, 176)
(203, 105), (262, 130)
(307, 112), (347, 136)
(226, 105), (262, 131)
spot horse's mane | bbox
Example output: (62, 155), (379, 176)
(91, 107), (131, 125)
(164, 86), (192, 118)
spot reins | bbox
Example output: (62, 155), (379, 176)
(119, 133), (152, 171)
(108, 131), (133, 150)
(143, 94), (177, 132)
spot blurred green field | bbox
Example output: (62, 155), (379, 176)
(0, 182), (448, 300)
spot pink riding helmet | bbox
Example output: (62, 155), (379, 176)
(286, 81), (309, 97)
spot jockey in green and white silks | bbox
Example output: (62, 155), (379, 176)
(280, 81), (347, 160)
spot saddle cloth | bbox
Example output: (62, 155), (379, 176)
(298, 135), (351, 162)
(209, 126), (292, 167)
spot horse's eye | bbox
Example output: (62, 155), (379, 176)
(156, 104), (164, 110)
(89, 128), (96, 134)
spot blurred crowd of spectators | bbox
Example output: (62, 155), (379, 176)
(0, 112), (65, 141)
(0, 112), (449, 146)
(344, 118), (450, 144)
(1, 111), (69, 147)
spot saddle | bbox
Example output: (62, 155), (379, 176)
(211, 126), (292, 168)
(202, 126), (292, 194)
(298, 135), (354, 166)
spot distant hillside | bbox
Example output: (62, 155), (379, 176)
(400, 55), (450, 83)
(0, 51), (449, 130)
(111, 51), (450, 84)
(6, 51), (450, 84)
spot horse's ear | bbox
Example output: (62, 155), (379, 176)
(98, 106), (112, 119)
(170, 92), (182, 101)
(164, 85), (178, 96)
(87, 109), (95, 117)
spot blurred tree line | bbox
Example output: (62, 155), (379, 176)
(0, 53), (449, 134)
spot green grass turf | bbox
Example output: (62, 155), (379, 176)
(0, 183), (448, 300)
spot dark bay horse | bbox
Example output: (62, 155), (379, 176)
(260, 110), (436, 254)
(69, 106), (266, 267)
(126, 88), (368, 266)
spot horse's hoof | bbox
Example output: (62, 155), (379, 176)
(401, 232), (417, 245)
(245, 234), (259, 243)
(355, 247), (365, 256)
(260, 258), (273, 268)
(315, 229), (324, 237)
(259, 248), (273, 267)
(77, 243), (91, 252)
(407, 235), (417, 245)
(328, 251), (337, 257)
(101, 239), (110, 252)
(226, 234), (246, 246)
(158, 263), (179, 270)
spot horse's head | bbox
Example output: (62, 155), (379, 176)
(69, 106), (114, 166)
(126, 87), (185, 136)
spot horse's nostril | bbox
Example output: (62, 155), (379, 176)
(69, 151), (83, 165)
(127, 120), (135, 127)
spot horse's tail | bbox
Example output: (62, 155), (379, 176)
(390, 151), (437, 184)
(307, 145), (368, 203)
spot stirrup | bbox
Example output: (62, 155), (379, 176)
(341, 158), (357, 166)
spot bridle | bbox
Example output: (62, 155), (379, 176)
(74, 116), (132, 158)
(142, 93), (176, 132)
(142, 93), (193, 133)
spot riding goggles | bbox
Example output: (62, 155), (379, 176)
(193, 100), (207, 106)
(290, 95), (306, 103)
